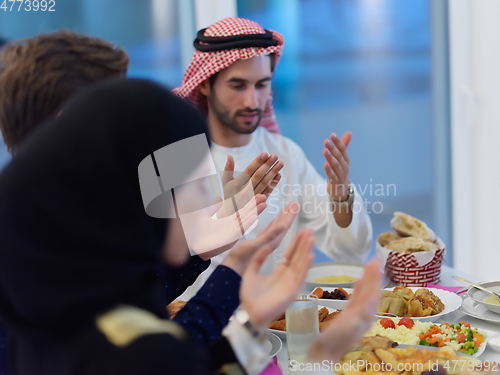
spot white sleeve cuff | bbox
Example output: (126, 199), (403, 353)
(222, 320), (271, 375)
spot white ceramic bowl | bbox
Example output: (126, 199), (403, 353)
(305, 262), (390, 292)
(466, 281), (500, 315)
(305, 262), (365, 290)
(488, 334), (500, 354)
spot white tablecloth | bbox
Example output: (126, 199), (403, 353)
(276, 265), (500, 373)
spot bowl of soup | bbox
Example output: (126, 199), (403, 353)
(466, 281), (500, 315)
(305, 262), (366, 290)
(311, 275), (358, 283)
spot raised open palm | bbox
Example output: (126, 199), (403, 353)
(240, 229), (315, 329)
(217, 153), (283, 219)
(221, 201), (300, 276)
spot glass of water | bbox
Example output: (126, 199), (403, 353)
(286, 294), (319, 364)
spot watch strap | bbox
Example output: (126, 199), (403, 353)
(234, 308), (266, 344)
(330, 184), (355, 206)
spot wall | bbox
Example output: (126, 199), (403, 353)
(449, 0), (500, 279)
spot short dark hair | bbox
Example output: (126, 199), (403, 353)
(0, 30), (129, 153)
(208, 53), (276, 87)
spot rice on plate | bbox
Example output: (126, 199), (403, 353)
(365, 317), (432, 345)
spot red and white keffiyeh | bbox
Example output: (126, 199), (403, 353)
(173, 17), (284, 134)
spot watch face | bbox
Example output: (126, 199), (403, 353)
(237, 309), (250, 322)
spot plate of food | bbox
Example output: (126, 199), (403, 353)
(337, 340), (482, 375)
(378, 286), (461, 321)
(310, 287), (353, 310)
(395, 344), (476, 357)
(268, 305), (341, 340)
(364, 316), (494, 357)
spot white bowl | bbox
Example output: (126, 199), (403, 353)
(305, 262), (365, 290)
(466, 281), (500, 315)
(488, 334), (500, 354)
(305, 262), (390, 292)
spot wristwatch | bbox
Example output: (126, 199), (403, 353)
(234, 308), (266, 344)
(330, 184), (355, 210)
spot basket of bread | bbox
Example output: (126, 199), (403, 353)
(376, 212), (445, 286)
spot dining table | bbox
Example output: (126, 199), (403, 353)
(275, 264), (500, 374)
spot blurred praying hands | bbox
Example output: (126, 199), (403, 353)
(216, 152), (283, 219)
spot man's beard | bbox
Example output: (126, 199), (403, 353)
(208, 91), (264, 135)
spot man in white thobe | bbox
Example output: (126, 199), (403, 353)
(173, 17), (372, 300)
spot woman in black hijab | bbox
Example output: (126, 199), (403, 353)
(0, 78), (322, 375)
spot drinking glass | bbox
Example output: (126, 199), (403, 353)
(286, 294), (319, 365)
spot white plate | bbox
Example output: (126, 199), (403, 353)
(459, 295), (500, 326)
(268, 305), (337, 340)
(264, 331), (282, 357)
(397, 344), (481, 358)
(466, 281), (500, 315)
(383, 287), (462, 322)
(392, 327), (496, 358)
(268, 326), (287, 340)
(475, 329), (497, 357)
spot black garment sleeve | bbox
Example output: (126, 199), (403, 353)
(209, 336), (247, 375)
(0, 320), (8, 375)
(162, 255), (210, 304)
(87, 329), (246, 375)
(173, 266), (241, 347)
(128, 334), (246, 375)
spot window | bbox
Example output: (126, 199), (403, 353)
(0, 0), (183, 169)
(238, 0), (439, 260)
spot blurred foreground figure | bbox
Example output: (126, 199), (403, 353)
(0, 79), (381, 375)
(0, 30), (291, 351)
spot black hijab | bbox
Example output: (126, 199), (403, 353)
(0, 78), (209, 339)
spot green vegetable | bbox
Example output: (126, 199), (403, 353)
(466, 347), (478, 355)
(421, 323), (482, 356)
(463, 341), (475, 349)
(419, 338), (430, 346)
(466, 329), (473, 341)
